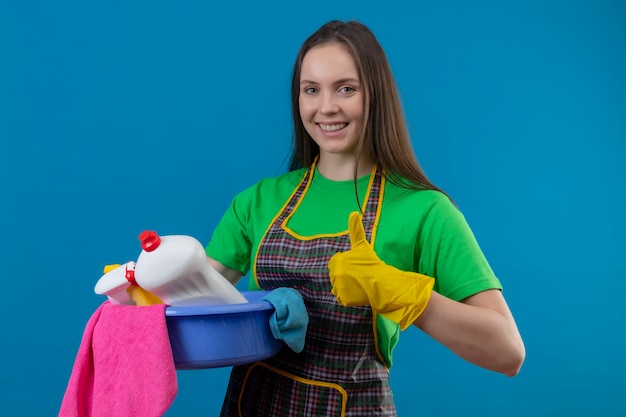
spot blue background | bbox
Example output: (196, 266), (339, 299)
(1, 1), (625, 415)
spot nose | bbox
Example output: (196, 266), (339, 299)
(319, 92), (339, 115)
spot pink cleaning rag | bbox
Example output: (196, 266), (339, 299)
(59, 301), (177, 417)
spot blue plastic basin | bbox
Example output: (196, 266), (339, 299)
(165, 291), (283, 369)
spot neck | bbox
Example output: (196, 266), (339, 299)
(316, 154), (373, 181)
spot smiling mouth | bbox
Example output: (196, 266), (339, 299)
(318, 123), (348, 132)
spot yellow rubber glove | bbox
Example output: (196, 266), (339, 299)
(328, 212), (435, 330)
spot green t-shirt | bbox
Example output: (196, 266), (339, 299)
(206, 167), (502, 366)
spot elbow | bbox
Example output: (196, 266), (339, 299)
(502, 341), (526, 377)
(503, 360), (523, 377)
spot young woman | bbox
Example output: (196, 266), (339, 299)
(206, 19), (525, 416)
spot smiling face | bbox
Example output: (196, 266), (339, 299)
(298, 43), (365, 169)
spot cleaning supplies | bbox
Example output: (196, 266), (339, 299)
(133, 230), (248, 306)
(127, 285), (164, 306)
(59, 301), (177, 416)
(94, 261), (164, 306)
(94, 262), (137, 305)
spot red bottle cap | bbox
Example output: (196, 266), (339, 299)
(139, 230), (161, 252)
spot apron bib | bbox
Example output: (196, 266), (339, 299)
(220, 163), (397, 417)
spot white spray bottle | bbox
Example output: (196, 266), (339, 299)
(133, 230), (248, 306)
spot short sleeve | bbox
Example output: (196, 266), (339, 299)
(417, 196), (502, 301)
(205, 189), (254, 275)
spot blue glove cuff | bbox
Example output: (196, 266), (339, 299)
(261, 288), (309, 353)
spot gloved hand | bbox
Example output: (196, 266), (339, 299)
(328, 212), (435, 330)
(262, 288), (309, 353)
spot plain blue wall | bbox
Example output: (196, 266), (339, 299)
(1, 0), (624, 415)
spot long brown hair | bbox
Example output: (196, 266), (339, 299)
(289, 20), (444, 194)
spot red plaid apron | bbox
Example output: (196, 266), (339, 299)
(220, 162), (397, 416)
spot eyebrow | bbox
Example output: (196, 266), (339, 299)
(300, 77), (361, 85)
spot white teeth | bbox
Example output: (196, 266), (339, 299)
(319, 123), (347, 132)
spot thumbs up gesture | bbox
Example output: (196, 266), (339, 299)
(328, 212), (435, 330)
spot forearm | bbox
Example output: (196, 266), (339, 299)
(414, 290), (525, 376)
(207, 256), (244, 285)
